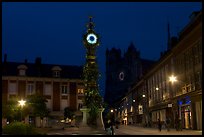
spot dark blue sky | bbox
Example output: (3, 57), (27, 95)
(2, 2), (202, 97)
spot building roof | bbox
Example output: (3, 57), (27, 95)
(2, 61), (83, 79)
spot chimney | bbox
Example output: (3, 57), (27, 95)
(4, 54), (7, 63)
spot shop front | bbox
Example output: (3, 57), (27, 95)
(177, 96), (192, 129)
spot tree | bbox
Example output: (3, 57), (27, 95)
(2, 98), (20, 122)
(27, 93), (50, 121)
(2, 97), (30, 123)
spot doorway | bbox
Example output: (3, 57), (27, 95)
(181, 105), (192, 129)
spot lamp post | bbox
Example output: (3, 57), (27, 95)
(142, 94), (146, 127)
(110, 109), (114, 123)
(18, 99), (26, 122)
(169, 75), (181, 129)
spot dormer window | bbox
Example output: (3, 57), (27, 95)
(54, 71), (60, 77)
(52, 66), (62, 78)
(17, 65), (28, 76)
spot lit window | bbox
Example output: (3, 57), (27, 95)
(61, 85), (68, 94)
(78, 89), (84, 94)
(130, 106), (133, 112)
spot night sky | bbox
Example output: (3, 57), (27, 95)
(2, 2), (202, 97)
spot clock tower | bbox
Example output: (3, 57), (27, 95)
(82, 16), (103, 126)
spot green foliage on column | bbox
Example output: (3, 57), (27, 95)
(82, 60), (103, 126)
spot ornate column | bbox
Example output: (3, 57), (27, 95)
(82, 16), (103, 128)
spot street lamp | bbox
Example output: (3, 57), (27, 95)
(169, 75), (177, 83)
(169, 75), (180, 128)
(18, 99), (26, 122)
(142, 94), (147, 126)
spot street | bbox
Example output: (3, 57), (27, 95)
(38, 125), (202, 135)
(114, 125), (202, 135)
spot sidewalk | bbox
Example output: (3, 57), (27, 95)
(116, 124), (202, 135)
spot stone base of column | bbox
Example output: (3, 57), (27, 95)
(78, 107), (106, 134)
(80, 106), (91, 127)
(96, 108), (105, 130)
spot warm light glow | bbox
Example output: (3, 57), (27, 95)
(169, 75), (177, 83)
(156, 87), (159, 91)
(18, 99), (26, 107)
(78, 89), (84, 94)
(110, 109), (113, 113)
(133, 99), (135, 102)
(142, 94), (146, 97)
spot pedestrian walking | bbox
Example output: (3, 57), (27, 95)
(166, 118), (170, 131)
(110, 123), (114, 135)
(106, 120), (115, 135)
(157, 118), (162, 131)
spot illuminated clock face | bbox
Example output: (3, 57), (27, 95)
(86, 33), (97, 44)
(119, 72), (125, 81)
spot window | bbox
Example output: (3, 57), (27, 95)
(54, 71), (60, 77)
(78, 89), (84, 94)
(52, 66), (62, 77)
(130, 106), (133, 112)
(19, 69), (26, 76)
(9, 82), (17, 94)
(182, 87), (186, 94)
(61, 85), (68, 94)
(27, 83), (34, 95)
(17, 65), (27, 76)
(44, 84), (52, 95)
